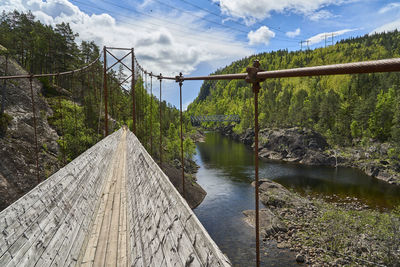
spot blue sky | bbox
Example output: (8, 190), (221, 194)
(2, 0), (400, 108)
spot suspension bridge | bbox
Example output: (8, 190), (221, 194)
(190, 115), (240, 125)
(0, 45), (400, 267)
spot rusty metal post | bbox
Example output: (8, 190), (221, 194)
(56, 74), (66, 164)
(159, 74), (162, 169)
(131, 48), (136, 134)
(245, 60), (265, 267)
(150, 73), (153, 156)
(1, 54), (8, 116)
(103, 46), (109, 136)
(145, 71), (148, 149)
(177, 73), (185, 198)
(71, 73), (78, 146)
(29, 77), (40, 184)
(142, 70), (145, 140)
(254, 85), (260, 267)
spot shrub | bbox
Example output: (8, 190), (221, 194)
(0, 112), (13, 137)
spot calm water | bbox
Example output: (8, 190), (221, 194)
(193, 132), (400, 266)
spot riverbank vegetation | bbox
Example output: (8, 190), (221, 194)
(188, 30), (400, 156)
(253, 179), (400, 266)
(280, 198), (400, 266)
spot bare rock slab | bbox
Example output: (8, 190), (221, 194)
(243, 208), (287, 237)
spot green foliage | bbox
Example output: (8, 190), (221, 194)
(388, 147), (400, 160)
(0, 10), (197, 165)
(38, 77), (58, 97)
(188, 30), (400, 146)
(0, 11), (81, 73)
(183, 138), (196, 159)
(48, 99), (100, 162)
(369, 88), (395, 141)
(350, 120), (361, 139)
(0, 112), (12, 136)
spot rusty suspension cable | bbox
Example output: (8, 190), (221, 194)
(159, 74), (162, 169)
(28, 77), (40, 184)
(150, 73), (153, 156)
(178, 73), (185, 199)
(0, 53), (102, 80)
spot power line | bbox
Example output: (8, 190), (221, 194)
(154, 0), (297, 42)
(71, 0), (248, 47)
(151, 0), (248, 34)
(178, 0), (301, 42)
(201, 0), (303, 41)
(98, 0), (239, 39)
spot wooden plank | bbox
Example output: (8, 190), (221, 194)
(105, 135), (124, 267)
(56, 132), (123, 267)
(4, 166), (93, 266)
(127, 132), (231, 266)
(1, 128), (232, 267)
(0, 129), (123, 267)
(117, 142), (128, 267)
(43, 160), (105, 267)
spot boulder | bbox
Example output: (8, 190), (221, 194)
(296, 254), (305, 263)
(243, 208), (287, 237)
(252, 179), (310, 209)
(256, 127), (333, 166)
(241, 128), (254, 145)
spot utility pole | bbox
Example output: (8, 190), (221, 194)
(300, 40), (306, 50)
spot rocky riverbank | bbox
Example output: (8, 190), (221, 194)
(243, 179), (400, 266)
(190, 129), (206, 143)
(163, 159), (206, 209)
(216, 125), (400, 185)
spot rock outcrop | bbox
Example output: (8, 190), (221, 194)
(258, 127), (333, 165)
(255, 179), (310, 209)
(0, 50), (60, 211)
(217, 125), (400, 185)
(162, 162), (206, 209)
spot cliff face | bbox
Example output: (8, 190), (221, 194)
(0, 49), (60, 211)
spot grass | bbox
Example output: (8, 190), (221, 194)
(290, 199), (400, 266)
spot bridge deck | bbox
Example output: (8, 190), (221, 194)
(80, 130), (129, 266)
(0, 128), (231, 267)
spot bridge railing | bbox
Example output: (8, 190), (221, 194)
(2, 45), (400, 267)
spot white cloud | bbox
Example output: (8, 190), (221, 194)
(308, 9), (335, 21)
(371, 19), (400, 34)
(248, 26), (275, 45)
(307, 28), (356, 45)
(379, 2), (400, 14)
(213, 0), (353, 24)
(286, 28), (301, 38)
(1, 0), (252, 77)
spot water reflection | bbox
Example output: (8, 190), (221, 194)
(193, 132), (400, 266)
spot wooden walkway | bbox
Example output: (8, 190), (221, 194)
(0, 128), (231, 267)
(80, 130), (129, 266)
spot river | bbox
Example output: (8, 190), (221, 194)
(192, 131), (400, 266)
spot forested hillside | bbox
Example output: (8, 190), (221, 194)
(188, 31), (400, 149)
(0, 10), (195, 163)
(0, 11), (199, 209)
